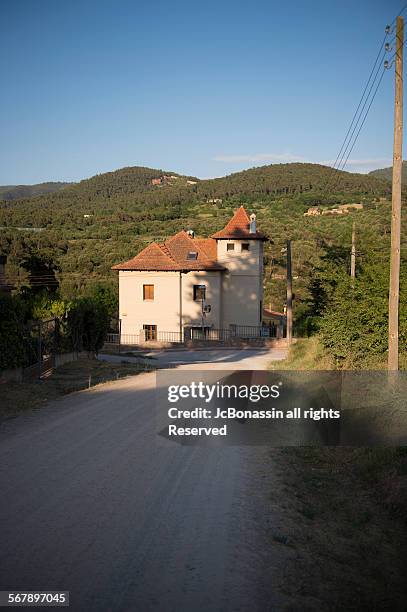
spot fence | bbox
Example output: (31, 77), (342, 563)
(105, 330), (183, 347)
(104, 323), (283, 349)
(20, 318), (79, 381)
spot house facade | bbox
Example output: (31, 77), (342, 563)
(112, 206), (266, 341)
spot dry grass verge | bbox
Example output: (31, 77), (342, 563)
(268, 337), (407, 610)
(0, 358), (153, 421)
(269, 447), (407, 611)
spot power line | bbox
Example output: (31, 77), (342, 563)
(325, 34), (389, 194)
(390, 2), (407, 27)
(329, 67), (388, 193)
(330, 57), (388, 191)
(323, 7), (407, 196)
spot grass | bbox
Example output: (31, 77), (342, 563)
(270, 336), (334, 370)
(267, 335), (407, 609)
(272, 336), (407, 371)
(270, 446), (407, 610)
(0, 357), (154, 421)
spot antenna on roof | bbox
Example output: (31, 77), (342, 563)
(187, 229), (195, 238)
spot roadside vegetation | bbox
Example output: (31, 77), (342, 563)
(270, 337), (335, 370)
(0, 358), (153, 422)
(271, 446), (407, 610)
(0, 162), (404, 370)
(270, 337), (407, 610)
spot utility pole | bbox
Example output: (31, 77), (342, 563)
(388, 16), (404, 371)
(350, 222), (356, 280)
(286, 240), (293, 345)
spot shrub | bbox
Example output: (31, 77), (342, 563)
(66, 298), (110, 356)
(0, 294), (27, 370)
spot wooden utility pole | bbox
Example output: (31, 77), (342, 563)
(388, 16), (404, 371)
(286, 240), (293, 345)
(350, 222), (356, 279)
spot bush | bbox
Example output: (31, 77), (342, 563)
(66, 298), (110, 356)
(319, 265), (407, 367)
(0, 294), (27, 370)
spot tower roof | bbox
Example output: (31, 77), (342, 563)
(211, 206), (266, 240)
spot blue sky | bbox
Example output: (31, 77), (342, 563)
(0, 0), (403, 183)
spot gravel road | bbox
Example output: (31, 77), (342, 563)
(0, 350), (285, 611)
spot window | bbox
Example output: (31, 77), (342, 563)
(227, 243), (235, 251)
(143, 324), (157, 340)
(143, 284), (154, 300)
(242, 243), (250, 251)
(187, 251), (198, 260)
(193, 284), (206, 301)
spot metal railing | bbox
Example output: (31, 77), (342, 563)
(105, 325), (282, 349)
(105, 331), (184, 346)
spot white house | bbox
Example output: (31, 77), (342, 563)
(112, 206), (266, 341)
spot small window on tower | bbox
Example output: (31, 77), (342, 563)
(242, 243), (250, 251)
(227, 243), (235, 251)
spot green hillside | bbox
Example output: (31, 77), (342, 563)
(0, 181), (72, 201)
(0, 162), (390, 230)
(369, 161), (407, 184)
(0, 161), (405, 367)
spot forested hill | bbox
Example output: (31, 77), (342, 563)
(197, 163), (389, 200)
(369, 161), (407, 184)
(0, 181), (71, 201)
(0, 163), (391, 229)
(1, 161), (404, 362)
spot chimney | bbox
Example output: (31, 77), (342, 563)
(187, 229), (195, 238)
(249, 213), (256, 234)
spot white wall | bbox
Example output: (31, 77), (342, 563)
(217, 240), (263, 328)
(181, 271), (222, 329)
(119, 271), (181, 337)
(118, 270), (222, 336)
(118, 239), (264, 336)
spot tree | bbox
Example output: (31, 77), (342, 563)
(20, 253), (59, 295)
(67, 298), (110, 356)
(0, 294), (27, 370)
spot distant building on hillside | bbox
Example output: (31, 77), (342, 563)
(112, 207), (266, 341)
(337, 203), (363, 212)
(151, 175), (175, 186)
(304, 203), (364, 217)
(303, 206), (321, 217)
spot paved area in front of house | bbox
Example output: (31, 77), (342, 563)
(100, 346), (287, 370)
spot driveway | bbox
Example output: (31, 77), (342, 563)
(0, 348), (286, 611)
(101, 346), (287, 370)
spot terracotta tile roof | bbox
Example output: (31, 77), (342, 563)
(263, 308), (285, 318)
(193, 238), (217, 260)
(111, 242), (178, 271)
(211, 205), (265, 240)
(112, 232), (225, 271)
(112, 207), (265, 271)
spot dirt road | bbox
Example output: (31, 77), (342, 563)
(0, 351), (285, 611)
